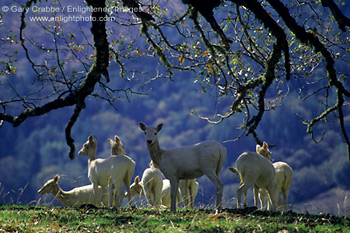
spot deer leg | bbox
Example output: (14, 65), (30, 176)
(115, 183), (124, 208)
(237, 182), (249, 209)
(154, 189), (162, 207)
(267, 186), (277, 211)
(282, 187), (290, 211)
(244, 189), (248, 208)
(184, 184), (190, 208)
(206, 172), (224, 210)
(124, 174), (133, 207)
(169, 178), (179, 212)
(92, 183), (100, 207)
(253, 184), (260, 208)
(190, 181), (198, 208)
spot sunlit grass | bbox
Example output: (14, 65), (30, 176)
(1, 204), (349, 232)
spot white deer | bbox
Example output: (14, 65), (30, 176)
(38, 175), (108, 207)
(161, 179), (182, 208)
(128, 164), (164, 206)
(110, 135), (127, 156)
(228, 151), (276, 210)
(149, 160), (198, 209)
(255, 142), (273, 162)
(179, 179), (199, 209)
(78, 134), (135, 207)
(139, 122), (227, 212)
(256, 142), (293, 211)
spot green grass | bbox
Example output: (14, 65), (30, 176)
(0, 205), (349, 232)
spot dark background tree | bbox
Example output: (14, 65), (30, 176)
(0, 0), (349, 214)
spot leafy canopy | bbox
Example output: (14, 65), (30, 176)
(0, 0), (349, 159)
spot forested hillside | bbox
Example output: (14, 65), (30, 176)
(0, 0), (349, 215)
(1, 72), (349, 214)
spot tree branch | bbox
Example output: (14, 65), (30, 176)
(65, 102), (85, 160)
(141, 21), (174, 79)
(321, 0), (350, 32)
(246, 40), (283, 135)
(0, 0), (111, 159)
(183, 0), (232, 49)
(266, 0), (350, 158)
(230, 0), (291, 80)
(266, 0), (349, 96)
(336, 90), (350, 160)
(121, 0), (155, 21)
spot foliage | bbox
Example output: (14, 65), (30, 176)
(0, 0), (349, 159)
(0, 205), (349, 232)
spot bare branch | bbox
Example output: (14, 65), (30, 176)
(65, 103), (85, 160)
(321, 0), (350, 32)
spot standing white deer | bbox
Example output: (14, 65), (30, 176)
(38, 175), (108, 207)
(256, 142), (293, 211)
(78, 134), (135, 207)
(228, 151), (277, 210)
(139, 122), (227, 212)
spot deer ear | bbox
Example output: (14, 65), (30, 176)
(256, 144), (261, 153)
(139, 122), (146, 131)
(88, 134), (94, 142)
(156, 123), (163, 132)
(263, 142), (268, 149)
(115, 135), (120, 143)
(108, 138), (113, 145)
(54, 175), (60, 182)
(135, 176), (140, 184)
(228, 167), (236, 173)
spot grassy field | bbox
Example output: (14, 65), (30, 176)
(0, 204), (349, 232)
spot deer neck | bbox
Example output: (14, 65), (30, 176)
(87, 148), (97, 167)
(147, 141), (163, 167)
(53, 185), (72, 206)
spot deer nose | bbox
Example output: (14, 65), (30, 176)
(147, 140), (152, 144)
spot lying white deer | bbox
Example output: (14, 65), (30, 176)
(38, 175), (107, 207)
(127, 164), (163, 206)
(256, 142), (293, 211)
(228, 151), (276, 210)
(139, 122), (227, 212)
(78, 134), (135, 207)
(179, 179), (199, 209)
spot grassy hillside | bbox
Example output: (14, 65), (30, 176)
(1, 205), (349, 232)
